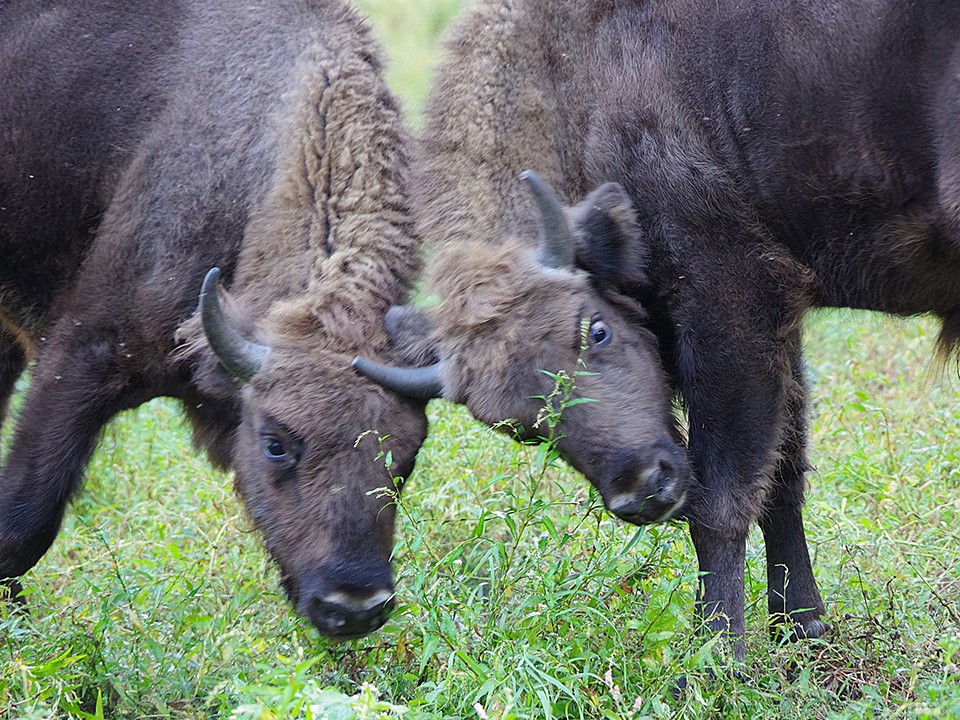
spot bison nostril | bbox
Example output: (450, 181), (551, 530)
(651, 461), (683, 503)
(652, 463), (671, 497)
(603, 456), (690, 525)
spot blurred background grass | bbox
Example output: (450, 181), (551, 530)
(2, 1), (959, 718)
(354, 0), (465, 123)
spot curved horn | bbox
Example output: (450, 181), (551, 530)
(519, 170), (575, 269)
(351, 357), (444, 400)
(199, 267), (270, 381)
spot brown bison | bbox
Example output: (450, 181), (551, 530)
(0, 0), (427, 639)
(355, 0), (960, 659)
(355, 171), (694, 526)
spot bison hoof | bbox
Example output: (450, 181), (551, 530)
(770, 613), (830, 644)
(672, 664), (748, 698)
(0, 578), (26, 607)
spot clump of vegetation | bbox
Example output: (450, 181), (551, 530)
(233, 675), (407, 720)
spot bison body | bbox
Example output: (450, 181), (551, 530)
(366, 0), (960, 658)
(0, 0), (426, 639)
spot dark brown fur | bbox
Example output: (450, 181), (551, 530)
(0, 0), (426, 638)
(412, 0), (960, 658)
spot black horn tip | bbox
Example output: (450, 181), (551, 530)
(518, 169), (552, 195)
(198, 265), (270, 381)
(199, 267), (221, 304)
(352, 356), (444, 400)
(519, 170), (575, 270)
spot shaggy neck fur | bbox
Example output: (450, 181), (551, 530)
(228, 9), (418, 356)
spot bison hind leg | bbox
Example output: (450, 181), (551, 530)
(0, 578), (26, 607)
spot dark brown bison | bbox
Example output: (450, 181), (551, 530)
(356, 0), (960, 659)
(0, 0), (427, 639)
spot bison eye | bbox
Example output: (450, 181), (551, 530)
(264, 438), (285, 457)
(588, 319), (612, 348)
(257, 419), (303, 473)
(262, 435), (292, 462)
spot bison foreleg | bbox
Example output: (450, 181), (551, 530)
(0, 328), (135, 582)
(688, 521), (748, 661)
(674, 243), (813, 662)
(759, 495), (828, 641)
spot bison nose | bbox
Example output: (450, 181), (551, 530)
(299, 561), (396, 640)
(307, 587), (396, 640)
(604, 443), (691, 525)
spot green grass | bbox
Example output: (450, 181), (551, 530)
(3, 310), (959, 718)
(3, 1), (960, 717)
(3, 319), (958, 719)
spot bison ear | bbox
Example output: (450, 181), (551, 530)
(570, 182), (651, 294)
(383, 304), (439, 366)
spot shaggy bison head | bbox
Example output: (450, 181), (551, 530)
(355, 172), (692, 526)
(196, 269), (428, 639)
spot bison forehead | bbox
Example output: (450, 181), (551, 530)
(249, 357), (389, 406)
(261, 294), (394, 351)
(430, 241), (592, 331)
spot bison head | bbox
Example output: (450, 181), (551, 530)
(196, 269), (428, 640)
(354, 172), (692, 526)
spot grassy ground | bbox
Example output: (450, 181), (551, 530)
(2, 1), (960, 718)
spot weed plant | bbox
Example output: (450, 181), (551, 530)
(2, 1), (960, 717)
